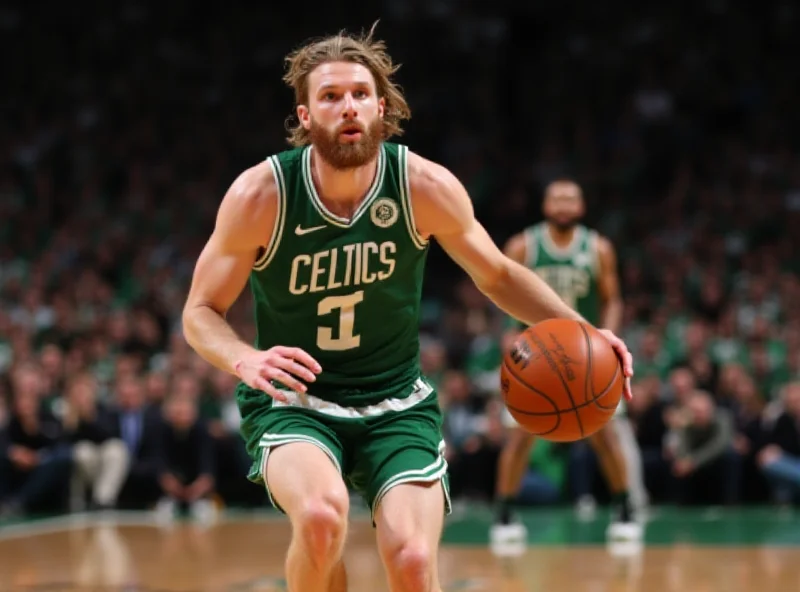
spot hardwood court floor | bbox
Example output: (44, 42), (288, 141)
(1, 508), (799, 591)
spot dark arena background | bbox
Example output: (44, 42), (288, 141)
(2, 1), (800, 590)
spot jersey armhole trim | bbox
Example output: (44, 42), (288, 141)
(253, 156), (287, 271)
(588, 230), (601, 276)
(398, 145), (428, 250)
(523, 227), (538, 267)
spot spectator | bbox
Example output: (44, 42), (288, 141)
(0, 2), (799, 512)
(0, 390), (72, 517)
(112, 375), (163, 510)
(758, 382), (800, 504)
(633, 328), (671, 381)
(627, 376), (669, 502)
(155, 394), (216, 524)
(668, 391), (734, 505)
(516, 439), (566, 506)
(728, 372), (769, 502)
(64, 373), (130, 511)
(442, 370), (499, 501)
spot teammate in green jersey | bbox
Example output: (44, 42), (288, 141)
(491, 180), (647, 554)
(182, 24), (634, 592)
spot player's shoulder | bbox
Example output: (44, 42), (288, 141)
(583, 227), (616, 265)
(226, 161), (277, 209)
(404, 149), (474, 234)
(503, 229), (530, 260)
(268, 145), (307, 171)
(587, 227), (615, 254)
(507, 221), (541, 245)
(217, 159), (282, 239)
(405, 149), (460, 196)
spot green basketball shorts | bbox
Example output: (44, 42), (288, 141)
(236, 377), (451, 524)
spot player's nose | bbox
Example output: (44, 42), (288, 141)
(341, 93), (357, 119)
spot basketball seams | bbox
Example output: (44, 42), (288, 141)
(503, 382), (619, 414)
(504, 402), (561, 436)
(591, 363), (621, 410)
(578, 323), (622, 411)
(526, 331), (585, 438)
(501, 360), (562, 436)
(581, 322), (592, 407)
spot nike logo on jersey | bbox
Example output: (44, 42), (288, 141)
(295, 224), (326, 236)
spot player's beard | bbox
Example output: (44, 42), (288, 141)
(548, 216), (580, 233)
(310, 117), (384, 170)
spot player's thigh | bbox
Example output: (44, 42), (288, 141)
(351, 391), (450, 522)
(255, 408), (348, 519)
(267, 441), (350, 521)
(374, 480), (445, 562)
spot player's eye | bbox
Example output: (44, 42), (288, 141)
(353, 90), (367, 99)
(322, 92), (337, 101)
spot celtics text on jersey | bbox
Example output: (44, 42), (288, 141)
(523, 222), (602, 326)
(247, 143), (429, 407)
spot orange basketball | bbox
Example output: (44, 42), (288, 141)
(500, 318), (624, 442)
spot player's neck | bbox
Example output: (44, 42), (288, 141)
(545, 223), (578, 247)
(310, 148), (379, 216)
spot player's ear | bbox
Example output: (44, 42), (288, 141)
(378, 97), (385, 119)
(297, 105), (311, 131)
(576, 194), (586, 216)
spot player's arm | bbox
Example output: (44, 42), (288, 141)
(596, 236), (623, 334)
(182, 164), (273, 373)
(408, 152), (633, 390)
(498, 232), (529, 334)
(182, 163), (320, 399)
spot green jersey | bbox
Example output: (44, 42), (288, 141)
(248, 143), (429, 407)
(523, 222), (603, 325)
(520, 222), (626, 417)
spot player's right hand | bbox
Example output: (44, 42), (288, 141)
(235, 346), (322, 402)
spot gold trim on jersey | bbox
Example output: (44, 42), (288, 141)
(398, 145), (428, 250)
(301, 145), (386, 227)
(253, 156), (287, 271)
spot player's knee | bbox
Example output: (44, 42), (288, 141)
(385, 539), (434, 591)
(293, 494), (349, 566)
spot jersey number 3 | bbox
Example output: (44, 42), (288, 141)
(317, 291), (364, 351)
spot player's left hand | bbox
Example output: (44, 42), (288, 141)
(598, 329), (633, 401)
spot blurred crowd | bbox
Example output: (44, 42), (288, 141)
(2, 2), (800, 520)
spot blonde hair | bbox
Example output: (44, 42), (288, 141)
(283, 21), (411, 147)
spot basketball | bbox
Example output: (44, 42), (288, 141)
(500, 318), (624, 442)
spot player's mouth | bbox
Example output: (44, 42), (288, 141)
(338, 125), (364, 141)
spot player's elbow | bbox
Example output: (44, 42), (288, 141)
(181, 303), (200, 348)
(473, 257), (512, 300)
(181, 300), (222, 346)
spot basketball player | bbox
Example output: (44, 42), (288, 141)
(182, 25), (633, 592)
(491, 179), (646, 551)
